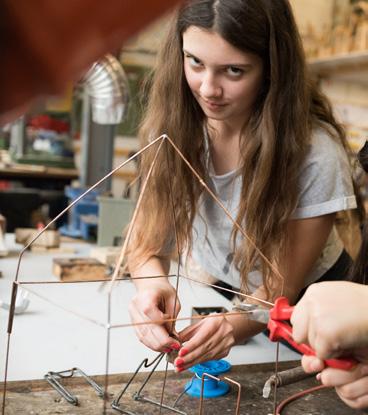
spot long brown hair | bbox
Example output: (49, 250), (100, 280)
(128, 0), (355, 297)
(349, 141), (368, 285)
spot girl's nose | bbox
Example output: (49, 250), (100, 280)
(199, 72), (222, 99)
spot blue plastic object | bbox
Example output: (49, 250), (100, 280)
(185, 360), (231, 398)
(59, 186), (99, 239)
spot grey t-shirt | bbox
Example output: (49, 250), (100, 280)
(191, 130), (357, 290)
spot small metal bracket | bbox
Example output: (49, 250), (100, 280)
(112, 353), (186, 415)
(112, 355), (243, 415)
(44, 367), (104, 406)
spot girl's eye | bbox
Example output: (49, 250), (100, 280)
(191, 57), (201, 66)
(186, 54), (202, 67)
(227, 66), (244, 76)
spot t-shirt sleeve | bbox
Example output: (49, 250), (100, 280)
(292, 131), (357, 219)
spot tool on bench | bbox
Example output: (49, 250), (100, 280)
(233, 296), (357, 371)
(262, 365), (314, 398)
(44, 367), (105, 406)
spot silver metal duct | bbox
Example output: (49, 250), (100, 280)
(81, 54), (130, 125)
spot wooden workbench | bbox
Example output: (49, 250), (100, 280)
(1, 361), (366, 414)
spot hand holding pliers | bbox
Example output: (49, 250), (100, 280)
(234, 296), (357, 371)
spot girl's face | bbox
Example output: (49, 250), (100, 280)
(183, 26), (264, 129)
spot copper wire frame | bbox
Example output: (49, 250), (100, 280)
(198, 373), (242, 415)
(111, 353), (187, 415)
(112, 356), (242, 415)
(1, 134), (283, 415)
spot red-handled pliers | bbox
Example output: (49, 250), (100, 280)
(234, 296), (357, 371)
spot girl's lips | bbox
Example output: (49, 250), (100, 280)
(204, 99), (225, 106)
(203, 99), (226, 109)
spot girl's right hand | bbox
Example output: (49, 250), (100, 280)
(129, 282), (181, 352)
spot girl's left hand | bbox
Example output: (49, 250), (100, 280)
(174, 314), (235, 372)
(302, 353), (368, 410)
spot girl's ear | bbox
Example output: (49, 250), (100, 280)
(358, 141), (368, 172)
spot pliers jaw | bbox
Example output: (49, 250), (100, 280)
(232, 303), (270, 324)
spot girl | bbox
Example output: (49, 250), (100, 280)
(127, 0), (360, 372)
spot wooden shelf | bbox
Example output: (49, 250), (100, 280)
(308, 51), (368, 84)
(73, 142), (138, 157)
(114, 170), (137, 181)
(0, 164), (79, 180)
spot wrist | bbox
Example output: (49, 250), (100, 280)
(226, 310), (267, 344)
(133, 275), (170, 290)
(225, 312), (251, 344)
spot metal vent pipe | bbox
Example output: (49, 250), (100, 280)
(81, 54), (129, 125)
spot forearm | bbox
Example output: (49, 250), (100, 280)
(128, 254), (181, 352)
(226, 312), (266, 344)
(129, 255), (171, 290)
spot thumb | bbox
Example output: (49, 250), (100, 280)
(301, 355), (325, 373)
(178, 322), (201, 342)
(162, 294), (180, 335)
(165, 295), (181, 318)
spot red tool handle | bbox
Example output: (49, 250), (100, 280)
(268, 297), (357, 371)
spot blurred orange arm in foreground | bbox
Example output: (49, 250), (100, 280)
(0, 0), (181, 124)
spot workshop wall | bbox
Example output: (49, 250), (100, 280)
(105, 1), (368, 199)
(290, 0), (336, 35)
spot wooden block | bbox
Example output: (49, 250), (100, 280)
(0, 214), (8, 256)
(354, 21), (368, 51)
(15, 228), (60, 248)
(332, 26), (351, 55)
(52, 257), (109, 281)
(191, 306), (228, 325)
(89, 246), (121, 266)
(30, 245), (76, 254)
(0, 214), (6, 233)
